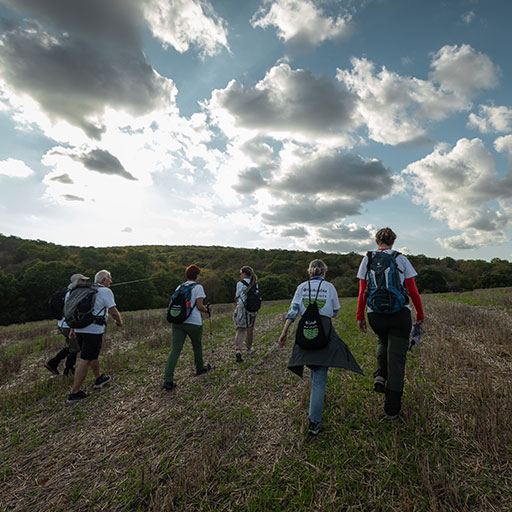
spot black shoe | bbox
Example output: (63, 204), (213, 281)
(374, 375), (386, 393)
(63, 367), (75, 376)
(384, 413), (400, 422)
(45, 362), (59, 375)
(236, 352), (243, 363)
(196, 364), (212, 376)
(162, 381), (177, 390)
(308, 419), (324, 436)
(67, 390), (89, 403)
(93, 374), (111, 389)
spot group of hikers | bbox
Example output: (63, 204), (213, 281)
(46, 227), (424, 435)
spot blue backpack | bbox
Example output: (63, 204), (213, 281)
(365, 251), (409, 314)
(166, 283), (197, 324)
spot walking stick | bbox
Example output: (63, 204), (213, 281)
(206, 304), (215, 368)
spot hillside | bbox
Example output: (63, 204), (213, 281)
(1, 233), (512, 325)
(1, 290), (511, 511)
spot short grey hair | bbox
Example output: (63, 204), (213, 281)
(308, 259), (327, 276)
(95, 269), (111, 284)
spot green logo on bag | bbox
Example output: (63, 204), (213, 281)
(170, 308), (181, 317)
(303, 326), (319, 340)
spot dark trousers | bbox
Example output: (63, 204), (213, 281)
(368, 308), (412, 415)
(48, 327), (81, 370)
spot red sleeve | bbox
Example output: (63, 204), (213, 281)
(357, 279), (366, 321)
(405, 277), (424, 321)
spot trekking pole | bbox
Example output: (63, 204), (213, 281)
(206, 304), (215, 368)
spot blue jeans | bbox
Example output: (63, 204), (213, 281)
(308, 366), (328, 423)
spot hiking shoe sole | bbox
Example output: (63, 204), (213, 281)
(93, 375), (111, 389)
(162, 381), (177, 391)
(374, 375), (386, 393)
(67, 391), (89, 403)
(196, 364), (212, 376)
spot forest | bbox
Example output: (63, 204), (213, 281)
(1, 233), (512, 325)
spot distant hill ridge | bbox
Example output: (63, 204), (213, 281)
(1, 233), (511, 325)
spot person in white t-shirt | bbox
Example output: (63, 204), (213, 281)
(278, 260), (363, 436)
(232, 266), (259, 363)
(45, 273), (88, 376)
(67, 269), (123, 403)
(163, 265), (212, 391)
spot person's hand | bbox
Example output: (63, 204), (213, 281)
(357, 318), (367, 334)
(69, 329), (77, 340)
(278, 332), (287, 348)
(416, 318), (424, 325)
(115, 319), (123, 327)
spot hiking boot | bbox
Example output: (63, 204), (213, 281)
(308, 419), (324, 436)
(93, 374), (111, 389)
(67, 390), (89, 403)
(246, 348), (255, 356)
(384, 413), (400, 422)
(236, 352), (243, 363)
(196, 364), (212, 376)
(45, 362), (59, 375)
(162, 381), (177, 391)
(374, 375), (386, 394)
(63, 367), (75, 376)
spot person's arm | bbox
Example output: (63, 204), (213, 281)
(278, 318), (293, 348)
(196, 297), (209, 314)
(108, 306), (123, 327)
(356, 279), (367, 333)
(405, 277), (424, 322)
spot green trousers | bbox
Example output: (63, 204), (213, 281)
(164, 323), (204, 383)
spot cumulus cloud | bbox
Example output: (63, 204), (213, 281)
(232, 167), (270, 193)
(251, 0), (352, 50)
(207, 63), (358, 145)
(62, 194), (84, 202)
(308, 223), (375, 252)
(337, 45), (500, 146)
(468, 105), (512, 133)
(404, 138), (512, 249)
(0, 158), (35, 178)
(143, 0), (229, 58)
(281, 226), (309, 237)
(50, 173), (73, 184)
(0, 0), (176, 140)
(262, 196), (361, 225)
(274, 152), (393, 201)
(47, 147), (137, 181)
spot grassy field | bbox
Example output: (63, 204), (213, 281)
(1, 291), (511, 511)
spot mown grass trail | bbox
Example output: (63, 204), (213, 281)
(1, 293), (511, 511)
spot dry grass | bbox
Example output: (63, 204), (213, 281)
(1, 294), (512, 511)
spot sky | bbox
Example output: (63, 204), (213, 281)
(0, 0), (512, 261)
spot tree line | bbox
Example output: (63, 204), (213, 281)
(1, 233), (511, 326)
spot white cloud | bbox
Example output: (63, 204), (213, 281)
(404, 138), (512, 249)
(0, 158), (35, 178)
(143, 0), (229, 58)
(336, 45), (500, 146)
(251, 0), (352, 49)
(207, 63), (358, 146)
(461, 10), (476, 25)
(429, 44), (499, 98)
(468, 105), (512, 133)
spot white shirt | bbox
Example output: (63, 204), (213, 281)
(286, 277), (340, 320)
(235, 279), (259, 304)
(356, 249), (417, 313)
(176, 281), (206, 326)
(74, 285), (116, 334)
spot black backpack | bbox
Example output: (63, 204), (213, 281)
(365, 251), (409, 314)
(49, 288), (68, 320)
(295, 280), (329, 350)
(241, 281), (262, 313)
(166, 283), (197, 324)
(63, 283), (106, 328)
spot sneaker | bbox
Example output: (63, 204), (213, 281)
(67, 390), (89, 403)
(246, 348), (255, 356)
(63, 367), (75, 376)
(308, 419), (324, 435)
(45, 362), (59, 375)
(236, 352), (243, 363)
(196, 364), (212, 376)
(374, 375), (386, 394)
(162, 381), (177, 391)
(93, 374), (111, 389)
(384, 413), (400, 422)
